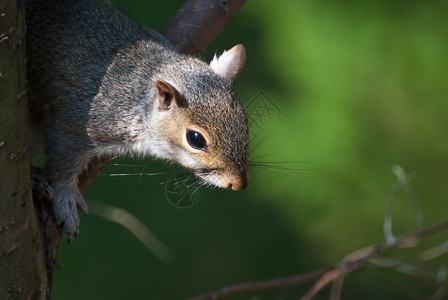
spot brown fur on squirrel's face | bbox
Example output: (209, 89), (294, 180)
(150, 45), (249, 190)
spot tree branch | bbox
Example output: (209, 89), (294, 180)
(189, 269), (329, 300)
(189, 219), (448, 300)
(163, 0), (247, 55)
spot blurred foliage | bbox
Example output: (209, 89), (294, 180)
(53, 0), (448, 299)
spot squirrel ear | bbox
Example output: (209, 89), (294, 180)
(155, 80), (184, 110)
(209, 44), (246, 81)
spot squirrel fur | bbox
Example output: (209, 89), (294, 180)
(26, 0), (249, 238)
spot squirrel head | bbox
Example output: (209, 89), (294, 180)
(147, 45), (248, 190)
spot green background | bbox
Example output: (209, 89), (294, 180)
(53, 0), (448, 299)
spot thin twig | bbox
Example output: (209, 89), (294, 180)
(188, 219), (448, 300)
(329, 276), (344, 300)
(301, 219), (448, 299)
(300, 268), (342, 300)
(188, 269), (329, 300)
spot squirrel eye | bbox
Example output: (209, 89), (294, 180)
(186, 130), (206, 150)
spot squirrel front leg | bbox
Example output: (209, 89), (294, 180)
(40, 124), (91, 238)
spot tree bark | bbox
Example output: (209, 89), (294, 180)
(0, 0), (246, 299)
(0, 0), (57, 299)
(163, 0), (247, 55)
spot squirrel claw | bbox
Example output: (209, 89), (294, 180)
(76, 198), (88, 216)
(53, 184), (83, 239)
(65, 229), (78, 244)
(49, 260), (63, 270)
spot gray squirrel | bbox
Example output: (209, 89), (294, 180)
(26, 0), (249, 238)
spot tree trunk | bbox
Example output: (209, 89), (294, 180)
(0, 0), (57, 299)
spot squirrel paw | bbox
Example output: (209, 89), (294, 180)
(31, 168), (55, 201)
(52, 185), (88, 239)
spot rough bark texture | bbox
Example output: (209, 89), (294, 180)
(0, 0), (57, 299)
(0, 0), (245, 298)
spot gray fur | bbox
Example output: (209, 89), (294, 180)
(26, 0), (248, 238)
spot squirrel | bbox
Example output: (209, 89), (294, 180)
(26, 0), (249, 238)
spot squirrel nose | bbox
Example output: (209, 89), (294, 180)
(223, 172), (249, 191)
